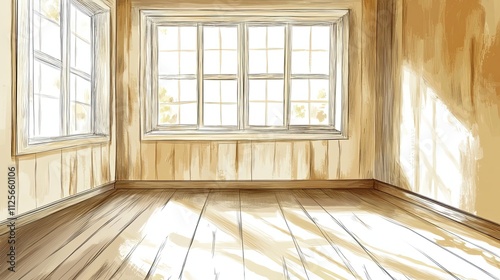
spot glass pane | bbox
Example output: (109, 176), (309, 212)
(36, 61), (61, 98)
(204, 104), (220, 126)
(267, 50), (284, 73)
(39, 17), (61, 59)
(249, 80), (266, 101)
(158, 52), (179, 75)
(179, 80), (197, 102)
(249, 102), (266, 126)
(158, 104), (179, 125)
(290, 102), (309, 125)
(40, 0), (60, 22)
(311, 26), (330, 50)
(248, 27), (266, 49)
(158, 79), (179, 103)
(158, 26), (179, 51)
(267, 103), (284, 126)
(179, 51), (197, 75)
(310, 79), (329, 101)
(311, 51), (329, 74)
(179, 103), (197, 125)
(249, 50), (266, 74)
(71, 37), (92, 74)
(268, 26), (285, 48)
(291, 26), (310, 50)
(71, 4), (91, 42)
(70, 103), (91, 134)
(203, 27), (220, 49)
(310, 103), (329, 125)
(221, 104), (237, 126)
(70, 74), (92, 104)
(220, 27), (237, 49)
(203, 80), (220, 103)
(291, 51), (310, 74)
(180, 27), (197, 50)
(220, 50), (237, 74)
(291, 79), (309, 101)
(203, 50), (220, 74)
(267, 80), (284, 101)
(37, 96), (62, 137)
(220, 80), (237, 102)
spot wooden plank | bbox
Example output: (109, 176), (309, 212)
(115, 180), (374, 189)
(327, 140), (341, 179)
(293, 189), (392, 279)
(76, 147), (93, 193)
(291, 141), (310, 180)
(322, 189), (499, 279)
(275, 191), (357, 279)
(251, 142), (275, 180)
(15, 190), (150, 280)
(61, 148), (78, 197)
(68, 190), (175, 280)
(174, 143), (191, 180)
(217, 142), (237, 180)
(101, 143), (110, 183)
(240, 190), (308, 279)
(35, 150), (62, 207)
(0, 190), (138, 279)
(374, 181), (500, 240)
(180, 190), (244, 279)
(273, 141), (292, 180)
(141, 141), (157, 180)
(350, 189), (500, 278)
(236, 141), (252, 180)
(156, 142), (175, 180)
(310, 140), (328, 180)
(137, 190), (210, 279)
(17, 155), (37, 214)
(190, 142), (212, 180)
(92, 145), (103, 187)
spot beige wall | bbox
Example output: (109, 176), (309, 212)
(375, 0), (500, 224)
(116, 0), (377, 181)
(0, 0), (117, 220)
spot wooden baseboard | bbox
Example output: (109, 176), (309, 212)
(374, 180), (500, 240)
(0, 182), (115, 235)
(115, 179), (375, 189)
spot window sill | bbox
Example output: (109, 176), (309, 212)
(142, 130), (348, 141)
(16, 134), (110, 155)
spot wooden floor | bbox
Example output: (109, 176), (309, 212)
(1, 188), (499, 280)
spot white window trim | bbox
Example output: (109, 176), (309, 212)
(14, 0), (111, 155)
(140, 9), (349, 141)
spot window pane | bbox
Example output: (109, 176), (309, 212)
(158, 52), (179, 75)
(203, 26), (237, 75)
(179, 80), (197, 102)
(248, 80), (284, 127)
(179, 103), (197, 125)
(36, 16), (61, 59)
(71, 37), (92, 74)
(158, 79), (197, 125)
(35, 60), (61, 98)
(290, 79), (330, 126)
(39, 0), (60, 22)
(248, 26), (284, 74)
(159, 79), (179, 103)
(70, 103), (91, 134)
(158, 26), (179, 51)
(179, 51), (197, 74)
(70, 74), (92, 104)
(158, 104), (179, 125)
(71, 4), (91, 42)
(158, 26), (197, 75)
(203, 80), (237, 126)
(36, 96), (62, 137)
(291, 25), (331, 75)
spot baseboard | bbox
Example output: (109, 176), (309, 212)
(115, 179), (375, 189)
(374, 180), (500, 240)
(0, 182), (116, 235)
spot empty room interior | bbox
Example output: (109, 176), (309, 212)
(1, 0), (500, 279)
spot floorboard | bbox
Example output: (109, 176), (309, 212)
(2, 188), (499, 280)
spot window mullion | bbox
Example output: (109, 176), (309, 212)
(284, 23), (292, 129)
(239, 23), (246, 130)
(61, 0), (71, 136)
(197, 24), (204, 128)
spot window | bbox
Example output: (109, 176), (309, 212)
(141, 10), (349, 140)
(15, 0), (111, 154)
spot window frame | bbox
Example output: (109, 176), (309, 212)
(141, 9), (349, 141)
(15, 0), (111, 155)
